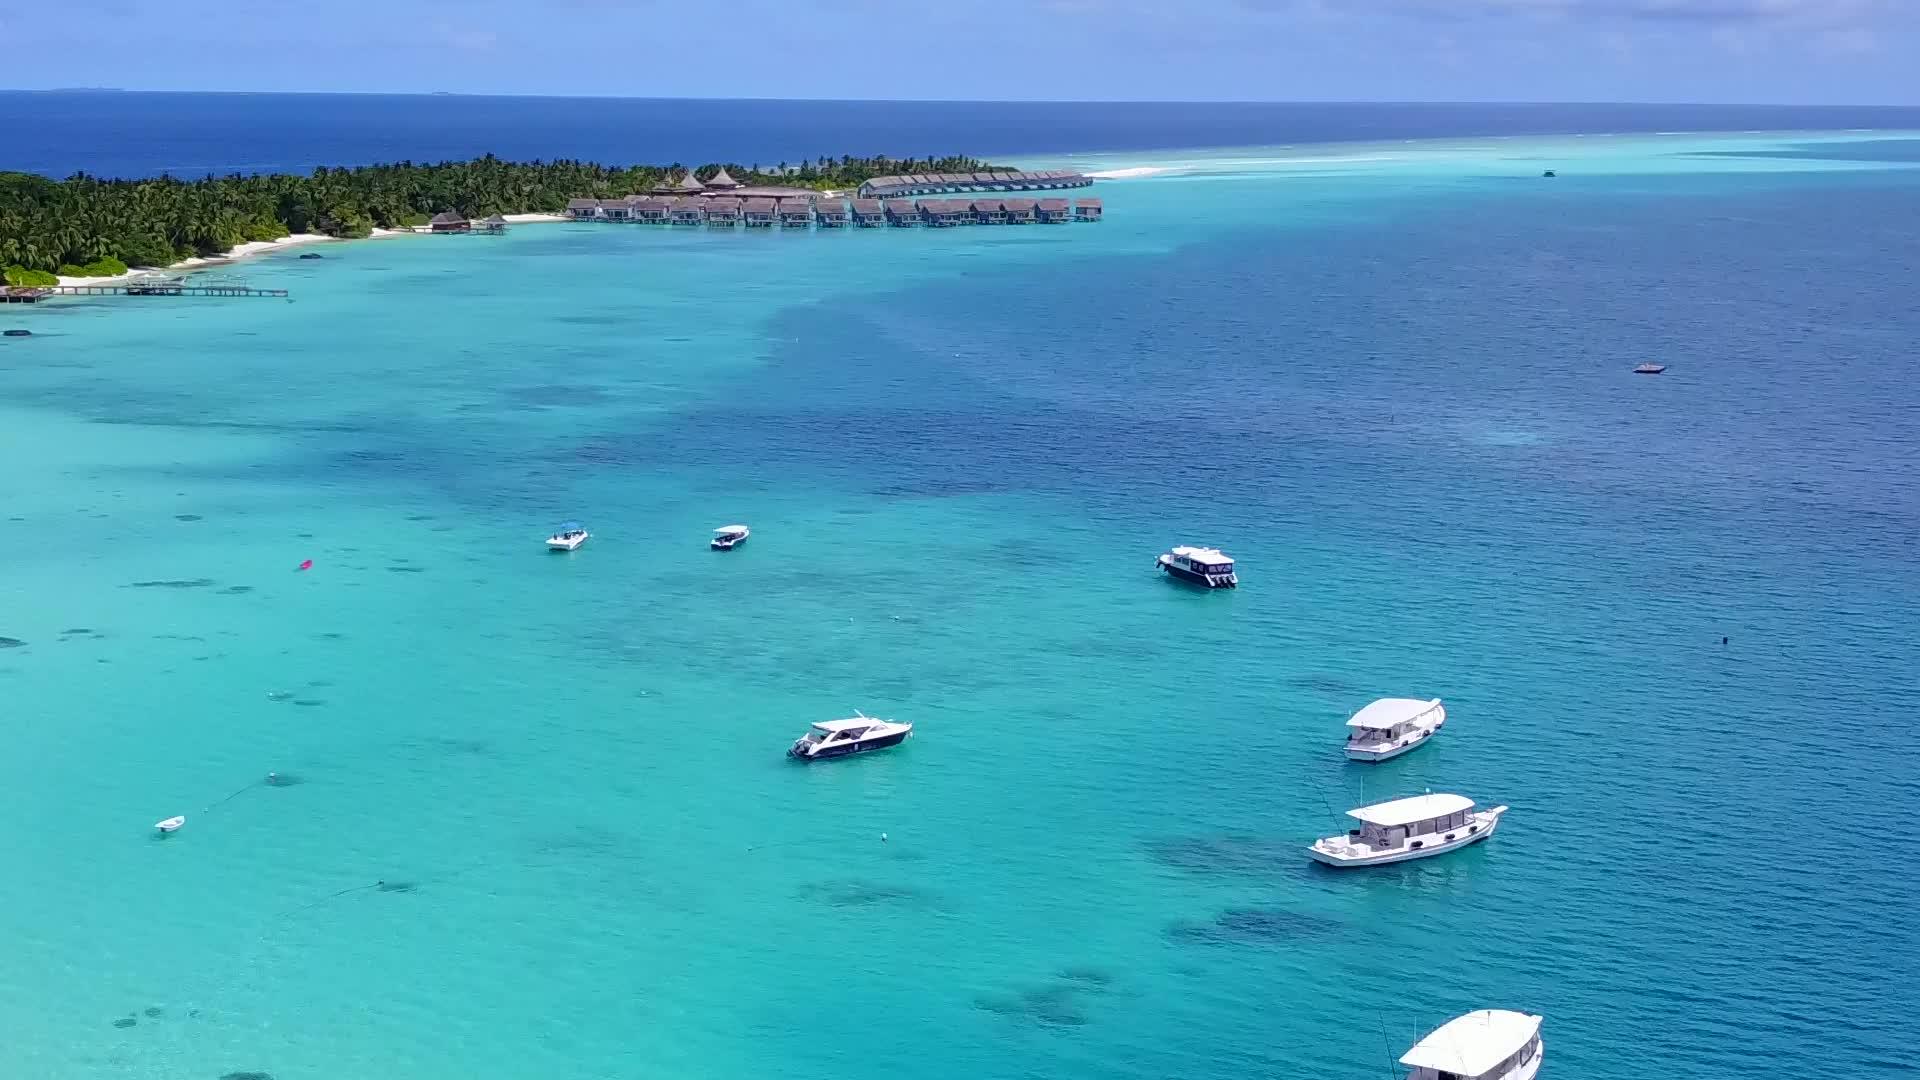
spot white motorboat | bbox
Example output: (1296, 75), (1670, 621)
(547, 522), (590, 551)
(1401, 1009), (1543, 1080)
(788, 714), (912, 760)
(1345, 697), (1446, 762)
(1308, 793), (1506, 868)
(711, 525), (750, 551)
(1157, 545), (1237, 588)
(155, 815), (186, 833)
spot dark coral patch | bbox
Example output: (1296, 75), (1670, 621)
(174, 514), (203, 522)
(128, 579), (216, 589)
(1165, 907), (1342, 946)
(113, 1017), (137, 1029)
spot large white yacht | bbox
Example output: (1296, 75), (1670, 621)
(787, 714), (913, 760)
(1308, 793), (1506, 867)
(1345, 697), (1446, 762)
(1157, 546), (1237, 588)
(1401, 1010), (1543, 1080)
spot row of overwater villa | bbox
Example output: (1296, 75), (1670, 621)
(563, 167), (1102, 228)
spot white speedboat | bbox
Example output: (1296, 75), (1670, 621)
(547, 522), (590, 551)
(788, 714), (912, 760)
(1308, 793), (1506, 867)
(1157, 545), (1237, 588)
(711, 524), (750, 550)
(155, 815), (186, 833)
(1401, 1010), (1543, 1080)
(1345, 697), (1446, 762)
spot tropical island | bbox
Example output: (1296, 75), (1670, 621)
(0, 154), (995, 284)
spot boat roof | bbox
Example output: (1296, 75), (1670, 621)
(1347, 697), (1442, 729)
(1347, 793), (1474, 826)
(714, 525), (749, 535)
(811, 717), (886, 733)
(1170, 545), (1232, 562)
(1399, 1010), (1541, 1075)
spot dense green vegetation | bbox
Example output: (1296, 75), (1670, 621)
(0, 154), (992, 277)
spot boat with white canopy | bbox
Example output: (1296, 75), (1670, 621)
(1308, 793), (1506, 867)
(787, 713), (913, 760)
(1401, 1009), (1543, 1080)
(1345, 697), (1446, 762)
(1157, 545), (1237, 588)
(711, 525), (750, 551)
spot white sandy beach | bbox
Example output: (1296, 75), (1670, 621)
(50, 214), (567, 287)
(55, 232), (333, 287)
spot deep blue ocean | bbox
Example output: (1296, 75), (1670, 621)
(3, 103), (1920, 1080)
(7, 92), (1920, 177)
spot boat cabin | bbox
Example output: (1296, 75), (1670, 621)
(1347, 698), (1444, 747)
(1346, 794), (1476, 851)
(1401, 1010), (1543, 1080)
(1160, 545), (1237, 587)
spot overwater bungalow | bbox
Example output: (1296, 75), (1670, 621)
(429, 211), (472, 233)
(970, 198), (1008, 225)
(857, 170), (1094, 199)
(566, 198), (599, 220)
(923, 199), (970, 227)
(634, 198), (670, 224)
(705, 197), (742, 227)
(778, 199), (814, 228)
(851, 199), (886, 227)
(704, 167), (742, 191)
(675, 171), (707, 194)
(669, 199), (706, 226)
(599, 198), (633, 223)
(1003, 198), (1038, 224)
(884, 199), (918, 227)
(742, 198), (777, 228)
(815, 200), (849, 227)
(1036, 198), (1071, 223)
(1074, 197), (1103, 222)
(475, 214), (508, 234)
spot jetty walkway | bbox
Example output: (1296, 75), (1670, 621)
(3, 283), (289, 303)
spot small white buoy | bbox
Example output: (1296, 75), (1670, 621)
(155, 815), (186, 833)
(880, 832), (888, 843)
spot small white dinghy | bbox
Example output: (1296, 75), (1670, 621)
(155, 815), (186, 834)
(711, 524), (750, 551)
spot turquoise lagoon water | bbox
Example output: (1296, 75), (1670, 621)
(2, 132), (1917, 1080)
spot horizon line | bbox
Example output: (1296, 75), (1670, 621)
(6, 89), (1920, 110)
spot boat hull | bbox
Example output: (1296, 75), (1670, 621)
(1309, 809), (1504, 868)
(1159, 561), (1237, 588)
(789, 730), (909, 760)
(711, 539), (745, 550)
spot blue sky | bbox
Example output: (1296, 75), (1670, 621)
(4, 0), (1917, 104)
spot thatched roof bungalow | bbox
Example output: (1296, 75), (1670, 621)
(883, 198), (918, 226)
(668, 199), (706, 225)
(429, 210), (471, 233)
(704, 197), (742, 226)
(970, 198), (1007, 224)
(815, 199), (849, 227)
(850, 198), (885, 226)
(777, 199), (813, 227)
(565, 198), (599, 220)
(1036, 198), (1071, 223)
(742, 198), (777, 227)
(1074, 197), (1103, 221)
(1003, 197), (1037, 223)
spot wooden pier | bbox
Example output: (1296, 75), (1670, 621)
(45, 283), (289, 299)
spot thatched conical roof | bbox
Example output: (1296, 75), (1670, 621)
(675, 171), (705, 192)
